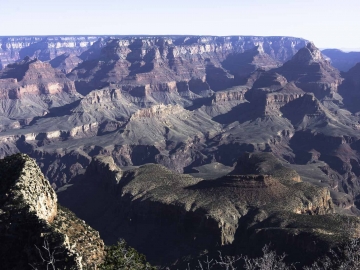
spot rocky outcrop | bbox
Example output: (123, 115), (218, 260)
(85, 155), (123, 184)
(244, 71), (305, 115)
(0, 57), (76, 98)
(68, 36), (308, 96)
(222, 45), (281, 84)
(0, 57), (79, 121)
(0, 154), (105, 269)
(277, 43), (343, 99)
(131, 104), (184, 119)
(1, 38), (360, 223)
(50, 52), (83, 74)
(58, 153), (354, 268)
(211, 90), (246, 104)
(0, 153), (58, 222)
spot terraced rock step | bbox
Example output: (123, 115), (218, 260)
(58, 152), (357, 267)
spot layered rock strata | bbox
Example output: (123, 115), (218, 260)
(58, 153), (357, 268)
(0, 38), (360, 220)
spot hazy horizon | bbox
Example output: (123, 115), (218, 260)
(1, 0), (359, 50)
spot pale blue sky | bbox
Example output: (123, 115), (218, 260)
(0, 0), (359, 49)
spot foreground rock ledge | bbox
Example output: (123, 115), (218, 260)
(0, 153), (105, 269)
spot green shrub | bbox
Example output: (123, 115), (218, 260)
(100, 239), (156, 270)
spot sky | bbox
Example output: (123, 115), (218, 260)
(0, 0), (359, 50)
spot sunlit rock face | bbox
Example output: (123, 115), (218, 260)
(0, 38), (360, 223)
(68, 36), (308, 95)
(0, 57), (79, 122)
(0, 36), (100, 69)
(0, 154), (105, 269)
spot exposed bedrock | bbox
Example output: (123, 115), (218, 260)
(2, 38), (360, 221)
(68, 36), (308, 96)
(58, 152), (358, 268)
(288, 130), (360, 197)
(0, 154), (105, 269)
(0, 36), (101, 68)
(0, 57), (79, 122)
(0, 57), (76, 98)
(277, 43), (343, 100)
(50, 52), (83, 74)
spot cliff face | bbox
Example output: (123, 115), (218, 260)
(58, 153), (354, 267)
(277, 43), (343, 99)
(0, 154), (105, 269)
(50, 52), (83, 74)
(0, 35), (308, 71)
(1, 38), (360, 221)
(0, 36), (101, 69)
(68, 36), (308, 96)
(0, 57), (76, 98)
(0, 57), (79, 122)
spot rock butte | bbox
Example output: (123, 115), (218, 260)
(1, 34), (360, 268)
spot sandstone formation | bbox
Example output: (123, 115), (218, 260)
(0, 37), (360, 221)
(0, 154), (105, 269)
(0, 57), (79, 122)
(276, 42), (343, 99)
(68, 36), (307, 96)
(58, 152), (358, 268)
(1, 35), (360, 268)
(50, 52), (83, 74)
(0, 36), (101, 69)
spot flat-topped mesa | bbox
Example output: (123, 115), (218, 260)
(0, 57), (76, 99)
(131, 104), (185, 119)
(120, 82), (178, 96)
(264, 83), (306, 114)
(81, 88), (122, 105)
(244, 71), (289, 105)
(0, 154), (57, 223)
(232, 152), (302, 182)
(212, 90), (246, 104)
(148, 81), (178, 92)
(245, 71), (306, 115)
(219, 174), (279, 188)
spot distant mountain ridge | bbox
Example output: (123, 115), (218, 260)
(0, 35), (308, 70)
(322, 49), (360, 71)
